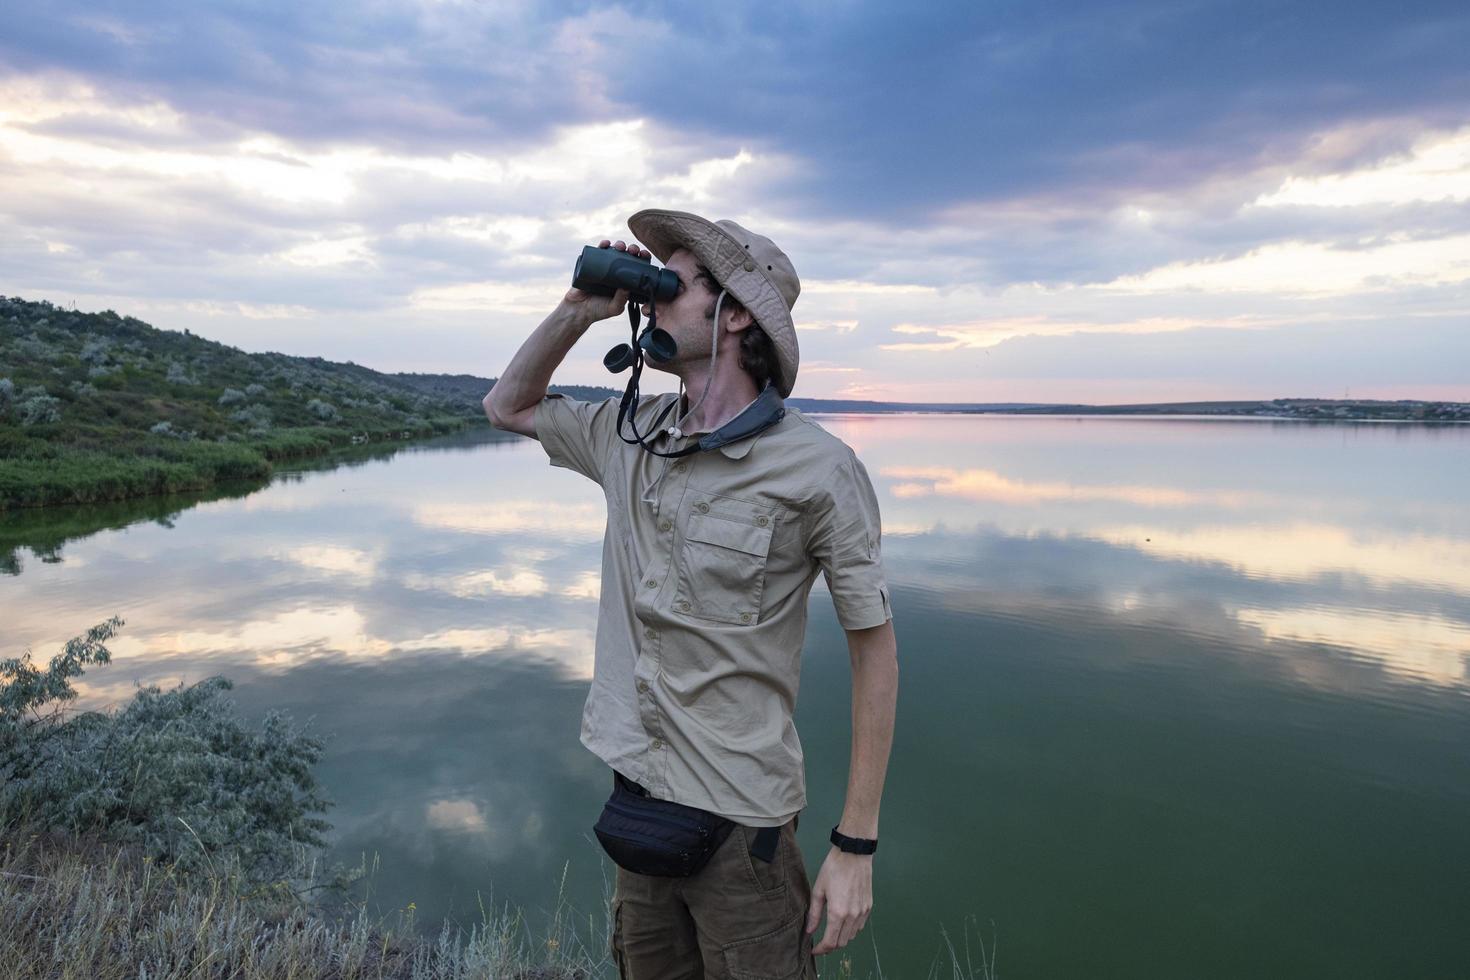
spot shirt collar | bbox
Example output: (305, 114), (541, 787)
(718, 435), (760, 459)
(672, 390), (771, 459)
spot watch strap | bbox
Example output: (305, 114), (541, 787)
(830, 826), (878, 855)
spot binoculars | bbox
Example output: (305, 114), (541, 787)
(572, 244), (680, 372)
(572, 245), (679, 304)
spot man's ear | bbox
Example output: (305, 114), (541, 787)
(723, 299), (755, 334)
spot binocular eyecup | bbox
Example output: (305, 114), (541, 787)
(604, 327), (677, 373)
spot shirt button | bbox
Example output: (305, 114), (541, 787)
(756, 516), (769, 527)
(659, 520), (672, 532)
(677, 600), (691, 612)
(644, 627), (657, 640)
(645, 579), (658, 588)
(637, 680), (649, 693)
(740, 612), (752, 624)
(651, 738), (663, 750)
(694, 502), (709, 514)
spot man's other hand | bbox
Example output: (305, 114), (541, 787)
(564, 240), (652, 322)
(805, 847), (874, 955)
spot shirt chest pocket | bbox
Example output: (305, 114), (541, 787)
(675, 511), (775, 626)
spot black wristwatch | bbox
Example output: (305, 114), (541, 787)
(830, 826), (878, 855)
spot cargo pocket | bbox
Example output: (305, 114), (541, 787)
(676, 509), (773, 626)
(740, 825), (787, 896)
(722, 915), (807, 980)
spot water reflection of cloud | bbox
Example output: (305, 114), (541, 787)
(562, 570), (602, 600)
(880, 523), (1470, 697)
(1235, 606), (1470, 688)
(404, 567), (550, 598)
(275, 544), (378, 578)
(402, 566), (601, 601)
(884, 465), (1261, 509)
(103, 606), (594, 680)
(1095, 523), (1470, 594)
(426, 798), (492, 836)
(412, 501), (605, 539)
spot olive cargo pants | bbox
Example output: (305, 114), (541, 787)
(610, 816), (819, 979)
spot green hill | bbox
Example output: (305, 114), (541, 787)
(0, 297), (496, 509)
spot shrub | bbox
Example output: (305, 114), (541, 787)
(218, 387), (247, 406)
(306, 398), (339, 422)
(18, 386), (61, 426)
(0, 618), (330, 883)
(165, 362), (198, 386)
(78, 338), (112, 364)
(230, 404), (273, 432)
(149, 421), (195, 440)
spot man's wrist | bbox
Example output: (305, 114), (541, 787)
(830, 825), (878, 855)
(554, 298), (601, 331)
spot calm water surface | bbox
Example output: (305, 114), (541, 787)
(4, 415), (1469, 978)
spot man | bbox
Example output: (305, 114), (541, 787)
(484, 209), (898, 979)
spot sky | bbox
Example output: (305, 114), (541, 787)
(2, 0), (1469, 404)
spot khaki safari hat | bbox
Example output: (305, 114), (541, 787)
(627, 209), (801, 397)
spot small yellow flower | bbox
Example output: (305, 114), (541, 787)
(407, 901), (416, 911)
(546, 938), (560, 951)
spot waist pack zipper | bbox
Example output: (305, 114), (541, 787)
(604, 799), (712, 837)
(600, 824), (693, 861)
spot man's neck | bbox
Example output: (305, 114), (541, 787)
(676, 379), (764, 434)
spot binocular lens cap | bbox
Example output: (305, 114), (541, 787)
(604, 343), (637, 374)
(640, 328), (678, 363)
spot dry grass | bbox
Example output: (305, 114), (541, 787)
(0, 827), (609, 980)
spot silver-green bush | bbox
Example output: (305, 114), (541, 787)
(0, 618), (330, 884)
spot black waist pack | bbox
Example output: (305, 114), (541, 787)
(593, 772), (736, 877)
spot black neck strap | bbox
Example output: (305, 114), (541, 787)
(613, 297), (786, 459)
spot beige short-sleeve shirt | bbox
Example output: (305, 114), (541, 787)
(535, 393), (891, 826)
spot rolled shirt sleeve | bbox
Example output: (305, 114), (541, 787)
(534, 394), (622, 486)
(806, 452), (893, 630)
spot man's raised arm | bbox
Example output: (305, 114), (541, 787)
(482, 240), (649, 438)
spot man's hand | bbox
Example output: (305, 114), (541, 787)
(563, 240), (651, 323)
(805, 847), (874, 955)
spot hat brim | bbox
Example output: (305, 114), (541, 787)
(628, 209), (799, 398)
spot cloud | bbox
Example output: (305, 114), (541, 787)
(1254, 128), (1470, 207)
(1105, 234), (1470, 297)
(2, 3), (1469, 401)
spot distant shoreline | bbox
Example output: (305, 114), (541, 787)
(789, 399), (1470, 423)
(800, 409), (1470, 423)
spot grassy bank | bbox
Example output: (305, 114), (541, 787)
(0, 421), (467, 510)
(0, 296), (477, 510)
(0, 829), (605, 980)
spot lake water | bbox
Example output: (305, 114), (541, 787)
(4, 414), (1469, 978)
